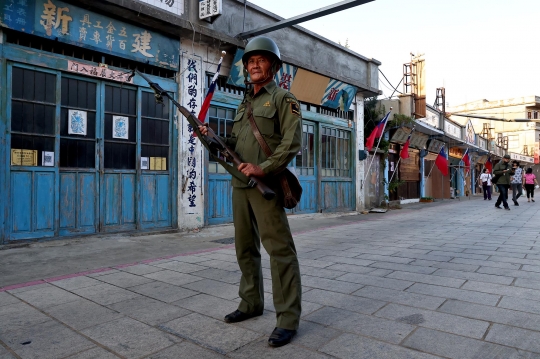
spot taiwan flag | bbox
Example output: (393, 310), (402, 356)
(198, 52), (225, 122)
(435, 146), (449, 176)
(400, 129), (414, 159)
(485, 155), (493, 173)
(462, 148), (471, 173)
(365, 111), (391, 151)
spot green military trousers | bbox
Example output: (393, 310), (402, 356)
(232, 186), (302, 330)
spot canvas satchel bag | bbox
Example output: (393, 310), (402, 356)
(246, 102), (303, 209)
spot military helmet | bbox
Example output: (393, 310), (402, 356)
(242, 36), (282, 70)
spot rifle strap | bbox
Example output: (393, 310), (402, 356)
(246, 102), (294, 200)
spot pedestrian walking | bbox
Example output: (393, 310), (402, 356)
(479, 168), (492, 200)
(199, 36), (302, 347)
(511, 161), (523, 206)
(493, 154), (514, 210)
(524, 167), (538, 202)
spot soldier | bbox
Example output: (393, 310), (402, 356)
(199, 36), (302, 347)
(493, 154), (514, 210)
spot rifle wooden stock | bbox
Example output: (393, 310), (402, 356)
(133, 70), (276, 200)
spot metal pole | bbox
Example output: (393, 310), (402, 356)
(388, 157), (401, 184)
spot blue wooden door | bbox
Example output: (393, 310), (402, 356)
(206, 105), (235, 225)
(7, 65), (58, 240)
(292, 121), (318, 214)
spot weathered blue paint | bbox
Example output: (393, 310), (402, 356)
(59, 173), (76, 229)
(0, 41), (7, 243)
(156, 175), (169, 223)
(11, 172), (32, 233)
(122, 174), (136, 224)
(59, 172), (96, 235)
(207, 174), (233, 225)
(35, 172), (55, 230)
(321, 179), (354, 211)
(141, 175), (155, 222)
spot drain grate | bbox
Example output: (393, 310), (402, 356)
(211, 237), (235, 244)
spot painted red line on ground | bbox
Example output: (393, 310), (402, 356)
(0, 280), (46, 292)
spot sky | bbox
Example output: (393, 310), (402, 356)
(248, 0), (540, 108)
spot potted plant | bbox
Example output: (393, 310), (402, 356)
(419, 196), (434, 203)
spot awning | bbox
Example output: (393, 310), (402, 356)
(414, 119), (444, 136)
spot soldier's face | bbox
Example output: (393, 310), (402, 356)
(246, 54), (272, 82)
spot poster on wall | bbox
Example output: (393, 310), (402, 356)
(42, 151), (55, 166)
(112, 116), (129, 139)
(68, 110), (87, 136)
(141, 157), (149, 170)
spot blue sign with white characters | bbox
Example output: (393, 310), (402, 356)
(0, 0), (179, 69)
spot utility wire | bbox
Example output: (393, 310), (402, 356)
(378, 69), (403, 95)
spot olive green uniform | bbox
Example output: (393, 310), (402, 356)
(223, 80), (303, 330)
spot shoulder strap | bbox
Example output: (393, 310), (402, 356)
(246, 102), (273, 158)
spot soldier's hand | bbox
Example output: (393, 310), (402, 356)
(198, 123), (209, 136)
(238, 163), (265, 177)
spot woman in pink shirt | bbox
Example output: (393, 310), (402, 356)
(523, 168), (538, 202)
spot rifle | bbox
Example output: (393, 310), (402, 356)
(130, 69), (276, 200)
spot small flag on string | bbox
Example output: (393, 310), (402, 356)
(400, 128), (414, 159)
(462, 148), (471, 173)
(435, 146), (449, 176)
(365, 111), (391, 151)
(485, 154), (493, 173)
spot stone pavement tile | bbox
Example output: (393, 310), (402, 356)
(167, 254), (214, 264)
(160, 313), (261, 354)
(375, 303), (489, 339)
(324, 263), (377, 275)
(319, 333), (442, 359)
(64, 347), (121, 358)
(478, 266), (540, 280)
(71, 283), (141, 306)
(336, 273), (413, 291)
(50, 276), (103, 291)
(229, 338), (330, 359)
(82, 317), (178, 358)
(146, 341), (223, 359)
(153, 261), (208, 273)
(44, 298), (122, 330)
(430, 251), (489, 260)
(353, 286), (445, 310)
(0, 302), (50, 335)
(181, 279), (239, 300)
(0, 346), (16, 359)
(0, 320), (94, 359)
(315, 256), (376, 267)
(10, 285), (80, 309)
(398, 253), (456, 262)
(143, 270), (203, 286)
(298, 258), (336, 268)
(356, 254), (414, 264)
(86, 269), (120, 277)
(387, 271), (466, 288)
(108, 296), (191, 326)
(302, 289), (386, 315)
(172, 294), (238, 320)
(465, 249), (526, 258)
(451, 257), (521, 270)
(299, 266), (346, 279)
(406, 283), (500, 306)
(196, 259), (240, 272)
(234, 310), (277, 334)
(432, 268), (514, 285)
(461, 281), (540, 301)
(196, 252), (237, 263)
(6, 283), (51, 294)
(497, 247), (540, 255)
(95, 271), (154, 288)
(515, 278), (540, 290)
(293, 320), (342, 350)
(301, 275), (364, 294)
(345, 248), (399, 256)
(303, 249), (359, 259)
(486, 324), (540, 354)
(129, 281), (198, 303)
(403, 327), (523, 359)
(189, 268), (241, 284)
(498, 296), (540, 315)
(522, 265), (540, 273)
(118, 263), (164, 275)
(368, 262), (437, 274)
(0, 292), (20, 307)
(364, 269), (394, 276)
(440, 300), (540, 332)
(304, 306), (414, 344)
(488, 256), (540, 266)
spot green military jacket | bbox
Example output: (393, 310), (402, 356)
(493, 160), (514, 185)
(224, 81), (302, 188)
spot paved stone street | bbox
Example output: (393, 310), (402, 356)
(2, 197), (540, 358)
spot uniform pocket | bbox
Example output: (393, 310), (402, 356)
(231, 111), (244, 135)
(253, 107), (276, 136)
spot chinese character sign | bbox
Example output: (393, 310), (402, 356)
(136, 0), (184, 16)
(180, 54), (203, 222)
(0, 0), (179, 69)
(321, 79), (357, 111)
(199, 0), (221, 19)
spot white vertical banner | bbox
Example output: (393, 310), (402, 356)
(355, 94), (365, 212)
(179, 52), (205, 229)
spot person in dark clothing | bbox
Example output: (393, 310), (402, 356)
(493, 154), (514, 210)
